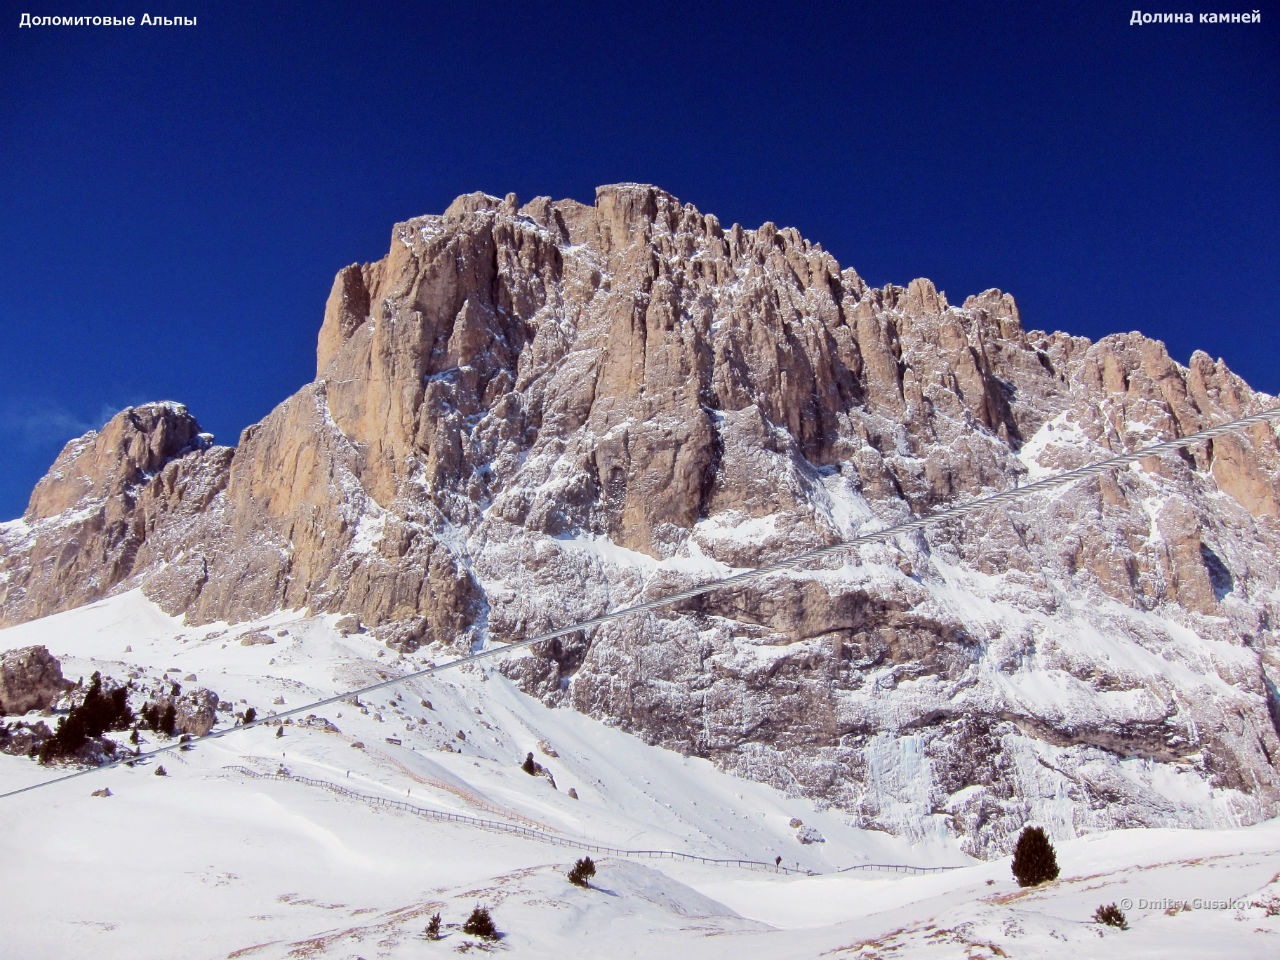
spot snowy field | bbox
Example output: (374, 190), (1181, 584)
(2, 592), (1278, 958)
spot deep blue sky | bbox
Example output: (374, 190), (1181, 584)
(1, 1), (1276, 520)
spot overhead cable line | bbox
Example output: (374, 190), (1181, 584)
(3, 405), (1278, 801)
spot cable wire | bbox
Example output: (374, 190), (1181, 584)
(3, 405), (1278, 801)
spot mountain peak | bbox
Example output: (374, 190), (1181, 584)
(4, 189), (1279, 857)
(25, 401), (208, 521)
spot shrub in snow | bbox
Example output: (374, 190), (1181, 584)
(568, 856), (596, 888)
(1011, 826), (1059, 887)
(155, 765), (167, 777)
(424, 912), (442, 940)
(1094, 903), (1128, 929)
(462, 905), (497, 940)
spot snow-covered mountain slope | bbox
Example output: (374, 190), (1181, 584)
(4, 185), (1280, 859)
(0, 591), (959, 870)
(2, 593), (1279, 958)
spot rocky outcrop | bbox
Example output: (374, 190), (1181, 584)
(174, 688), (219, 737)
(0, 720), (50, 756)
(0, 403), (227, 627)
(2, 185), (1279, 856)
(0, 645), (70, 715)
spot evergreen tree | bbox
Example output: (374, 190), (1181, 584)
(38, 712), (87, 764)
(38, 672), (136, 763)
(141, 700), (177, 736)
(567, 856), (596, 888)
(424, 913), (442, 940)
(462, 905), (497, 940)
(1093, 903), (1128, 929)
(158, 702), (177, 737)
(110, 686), (132, 727)
(1011, 826), (1060, 887)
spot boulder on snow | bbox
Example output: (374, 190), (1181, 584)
(0, 719), (51, 756)
(174, 688), (219, 736)
(0, 645), (72, 715)
(521, 751), (558, 789)
(334, 615), (363, 636)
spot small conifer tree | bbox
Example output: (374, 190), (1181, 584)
(38, 712), (87, 764)
(158, 702), (177, 736)
(1094, 903), (1128, 929)
(567, 856), (596, 888)
(424, 912), (442, 940)
(1011, 825), (1059, 887)
(37, 672), (136, 764)
(155, 764), (167, 777)
(462, 904), (497, 940)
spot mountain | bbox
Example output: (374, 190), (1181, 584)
(3, 591), (1279, 958)
(2, 183), (1278, 858)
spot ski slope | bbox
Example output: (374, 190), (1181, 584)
(2, 591), (1277, 958)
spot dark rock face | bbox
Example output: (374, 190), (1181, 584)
(2, 185), (1279, 856)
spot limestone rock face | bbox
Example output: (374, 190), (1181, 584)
(0, 645), (71, 715)
(0, 403), (227, 627)
(3, 185), (1280, 857)
(25, 402), (206, 521)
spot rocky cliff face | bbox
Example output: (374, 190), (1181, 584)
(0, 402), (226, 627)
(3, 184), (1279, 857)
